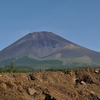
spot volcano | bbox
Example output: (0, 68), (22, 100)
(0, 31), (75, 60)
(0, 31), (100, 69)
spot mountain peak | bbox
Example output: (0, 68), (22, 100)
(23, 31), (56, 41)
(29, 31), (54, 36)
(27, 31), (57, 40)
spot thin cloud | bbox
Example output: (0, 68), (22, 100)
(19, 30), (31, 35)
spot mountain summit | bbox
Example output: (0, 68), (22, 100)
(0, 31), (100, 68)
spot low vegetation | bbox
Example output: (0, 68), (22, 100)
(0, 60), (100, 73)
(0, 61), (36, 73)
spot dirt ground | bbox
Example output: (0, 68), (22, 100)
(0, 67), (100, 100)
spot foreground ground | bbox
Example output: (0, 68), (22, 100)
(0, 68), (100, 100)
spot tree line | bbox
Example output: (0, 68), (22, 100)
(0, 61), (28, 73)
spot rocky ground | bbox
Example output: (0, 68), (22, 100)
(0, 68), (100, 100)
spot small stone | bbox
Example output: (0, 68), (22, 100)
(90, 91), (95, 95)
(94, 70), (99, 74)
(81, 81), (86, 85)
(74, 78), (79, 81)
(28, 88), (37, 95)
(0, 75), (2, 77)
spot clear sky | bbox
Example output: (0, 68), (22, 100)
(0, 0), (100, 52)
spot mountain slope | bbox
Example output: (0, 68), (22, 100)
(0, 31), (100, 68)
(44, 44), (100, 65)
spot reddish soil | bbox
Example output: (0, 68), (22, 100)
(0, 68), (100, 100)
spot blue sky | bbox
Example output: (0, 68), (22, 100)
(0, 0), (100, 51)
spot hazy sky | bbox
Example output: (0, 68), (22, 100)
(0, 0), (100, 52)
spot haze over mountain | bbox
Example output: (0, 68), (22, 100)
(0, 31), (100, 69)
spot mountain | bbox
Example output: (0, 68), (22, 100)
(0, 31), (100, 69)
(0, 31), (75, 60)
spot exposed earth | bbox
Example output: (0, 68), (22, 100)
(0, 67), (100, 100)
